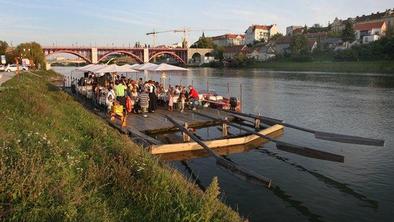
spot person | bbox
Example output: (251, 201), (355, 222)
(105, 86), (115, 113)
(130, 88), (139, 113)
(168, 90), (174, 112)
(188, 85), (199, 110)
(139, 89), (150, 117)
(138, 78), (144, 93)
(114, 80), (126, 107)
(179, 91), (186, 112)
(148, 81), (157, 113)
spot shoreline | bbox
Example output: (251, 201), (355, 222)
(229, 60), (394, 74)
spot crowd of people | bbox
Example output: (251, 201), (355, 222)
(75, 73), (200, 118)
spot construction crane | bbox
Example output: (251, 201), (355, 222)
(146, 30), (175, 47)
(146, 28), (228, 48)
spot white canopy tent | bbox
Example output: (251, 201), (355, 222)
(76, 64), (106, 73)
(127, 64), (142, 69)
(147, 63), (188, 89)
(136, 62), (159, 71)
(94, 64), (138, 74)
(147, 63), (188, 72)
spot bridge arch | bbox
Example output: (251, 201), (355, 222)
(190, 52), (202, 64)
(97, 50), (143, 63)
(45, 50), (92, 63)
(149, 51), (186, 64)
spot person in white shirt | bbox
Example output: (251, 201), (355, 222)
(106, 86), (116, 113)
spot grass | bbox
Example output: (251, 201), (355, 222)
(250, 60), (394, 73)
(0, 70), (242, 222)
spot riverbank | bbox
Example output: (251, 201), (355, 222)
(247, 60), (394, 74)
(0, 70), (242, 221)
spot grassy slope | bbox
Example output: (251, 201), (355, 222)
(250, 60), (394, 73)
(0, 71), (241, 222)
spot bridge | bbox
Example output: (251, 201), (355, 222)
(43, 46), (213, 66)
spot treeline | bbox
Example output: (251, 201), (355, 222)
(333, 36), (394, 61)
(0, 40), (46, 69)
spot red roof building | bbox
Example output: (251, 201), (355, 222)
(244, 24), (279, 45)
(354, 21), (387, 43)
(211, 34), (245, 47)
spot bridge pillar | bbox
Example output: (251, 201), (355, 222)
(91, 48), (98, 64)
(143, 48), (149, 63)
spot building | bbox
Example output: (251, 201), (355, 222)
(244, 24), (279, 45)
(211, 34), (245, 47)
(223, 45), (249, 59)
(247, 44), (276, 61)
(354, 21), (387, 44)
(286, 26), (303, 36)
(331, 8), (394, 33)
(273, 36), (292, 54)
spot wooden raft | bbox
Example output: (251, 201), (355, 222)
(149, 124), (284, 161)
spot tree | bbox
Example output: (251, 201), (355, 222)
(341, 20), (355, 42)
(290, 34), (309, 55)
(191, 35), (215, 48)
(15, 42), (46, 69)
(303, 25), (308, 34)
(270, 33), (284, 41)
(212, 46), (224, 61)
(0, 40), (8, 55)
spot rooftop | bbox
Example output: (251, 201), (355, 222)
(354, 21), (386, 31)
(212, 34), (245, 40)
(247, 24), (276, 32)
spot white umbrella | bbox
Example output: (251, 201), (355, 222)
(79, 64), (107, 72)
(76, 64), (99, 71)
(148, 63), (188, 89)
(128, 64), (142, 69)
(94, 64), (137, 74)
(148, 63), (188, 72)
(136, 62), (159, 71)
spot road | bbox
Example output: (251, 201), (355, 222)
(0, 72), (16, 86)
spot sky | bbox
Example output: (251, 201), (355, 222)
(0, 0), (393, 47)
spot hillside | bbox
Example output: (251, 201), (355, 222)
(0, 71), (242, 222)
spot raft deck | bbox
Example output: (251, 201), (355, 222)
(120, 108), (284, 161)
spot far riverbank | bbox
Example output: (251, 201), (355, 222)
(233, 60), (394, 74)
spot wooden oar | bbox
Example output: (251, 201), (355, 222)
(223, 109), (385, 147)
(194, 111), (344, 163)
(164, 115), (272, 188)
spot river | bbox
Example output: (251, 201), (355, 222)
(54, 66), (394, 222)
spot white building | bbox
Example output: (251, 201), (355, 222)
(247, 45), (276, 61)
(244, 24), (279, 45)
(211, 34), (245, 47)
(354, 21), (387, 44)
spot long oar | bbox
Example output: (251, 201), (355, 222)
(223, 109), (385, 147)
(194, 111), (344, 163)
(164, 115), (272, 188)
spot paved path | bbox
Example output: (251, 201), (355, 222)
(0, 72), (16, 86)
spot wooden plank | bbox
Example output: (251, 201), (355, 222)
(127, 126), (163, 145)
(150, 124), (284, 155)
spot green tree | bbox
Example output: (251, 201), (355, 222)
(270, 33), (283, 41)
(212, 45), (224, 61)
(191, 35), (215, 48)
(0, 40), (8, 55)
(341, 20), (355, 42)
(290, 34), (309, 55)
(303, 25), (308, 34)
(15, 42), (46, 69)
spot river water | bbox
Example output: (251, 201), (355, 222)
(54, 66), (394, 222)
